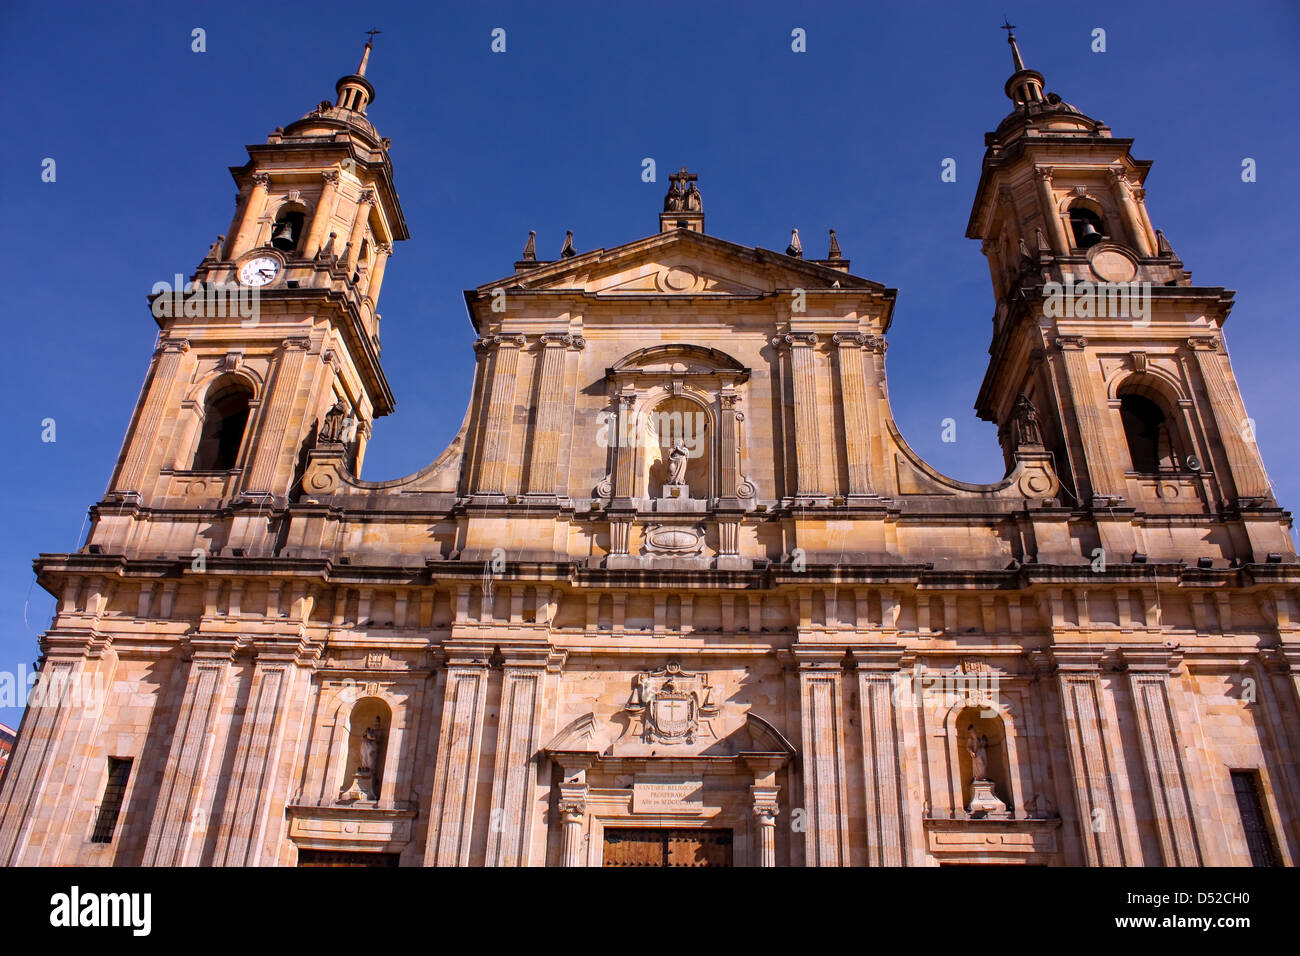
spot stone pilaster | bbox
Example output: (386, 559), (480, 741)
(426, 650), (491, 866)
(1122, 647), (1202, 866)
(792, 646), (850, 866)
(112, 337), (190, 496)
(474, 334), (526, 495)
(856, 649), (909, 866)
(1054, 335), (1124, 505)
(1050, 647), (1133, 866)
(0, 658), (85, 864)
(833, 332), (872, 496)
(213, 651), (307, 866)
(484, 646), (550, 866)
(143, 644), (236, 866)
(240, 336), (311, 498)
(526, 334), (583, 495)
(775, 332), (823, 497)
(1186, 336), (1273, 502)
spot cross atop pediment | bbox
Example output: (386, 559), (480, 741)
(661, 166), (704, 233)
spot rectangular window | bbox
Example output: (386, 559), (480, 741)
(1231, 770), (1280, 867)
(90, 757), (133, 844)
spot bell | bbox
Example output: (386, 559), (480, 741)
(271, 220), (297, 251)
(1077, 221), (1103, 248)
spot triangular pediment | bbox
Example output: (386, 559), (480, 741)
(477, 228), (885, 298)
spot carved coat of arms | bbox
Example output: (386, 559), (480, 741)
(625, 661), (719, 745)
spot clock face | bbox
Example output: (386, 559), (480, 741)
(238, 256), (280, 287)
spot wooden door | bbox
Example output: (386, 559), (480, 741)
(602, 828), (733, 867)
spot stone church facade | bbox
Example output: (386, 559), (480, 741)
(2, 33), (1297, 867)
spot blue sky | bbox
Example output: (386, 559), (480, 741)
(1, 1), (1297, 727)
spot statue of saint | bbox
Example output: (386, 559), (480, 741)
(664, 179), (685, 212)
(1013, 393), (1041, 446)
(319, 398), (348, 445)
(667, 440), (688, 484)
(685, 182), (702, 212)
(360, 717), (382, 771)
(967, 724), (989, 780)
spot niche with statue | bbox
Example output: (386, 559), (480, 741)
(338, 697), (391, 804)
(957, 706), (1012, 819)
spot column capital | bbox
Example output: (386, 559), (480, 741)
(157, 336), (191, 355)
(321, 169), (341, 185)
(1054, 334), (1088, 351)
(250, 172), (271, 188)
(280, 336), (312, 352)
(1186, 335), (1220, 351)
(1033, 165), (1054, 182)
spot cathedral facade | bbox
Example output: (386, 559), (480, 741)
(1, 34), (1297, 867)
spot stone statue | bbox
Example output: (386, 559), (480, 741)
(667, 440), (688, 484)
(1013, 393), (1041, 446)
(664, 179), (685, 212)
(967, 725), (989, 781)
(360, 717), (382, 772)
(685, 181), (702, 212)
(319, 398), (349, 445)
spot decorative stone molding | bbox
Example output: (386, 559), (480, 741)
(1054, 334), (1088, 351)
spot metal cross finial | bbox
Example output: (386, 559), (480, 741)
(1000, 18), (1015, 35)
(366, 28), (382, 43)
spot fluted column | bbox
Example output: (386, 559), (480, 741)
(302, 169), (341, 259)
(527, 334), (582, 494)
(474, 334), (526, 494)
(751, 786), (779, 867)
(1186, 336), (1273, 501)
(833, 332), (871, 496)
(112, 336), (190, 496)
(719, 390), (741, 498)
(559, 784), (587, 867)
(1122, 647), (1202, 866)
(612, 390), (637, 499)
(240, 336), (311, 498)
(230, 172), (270, 258)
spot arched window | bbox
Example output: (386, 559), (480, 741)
(271, 208), (305, 253)
(1120, 393), (1178, 473)
(192, 377), (252, 471)
(1069, 205), (1106, 248)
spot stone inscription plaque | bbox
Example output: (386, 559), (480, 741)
(633, 776), (703, 814)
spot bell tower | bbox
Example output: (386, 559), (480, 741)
(967, 25), (1291, 562)
(95, 37), (408, 556)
